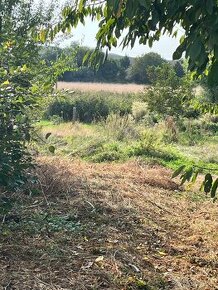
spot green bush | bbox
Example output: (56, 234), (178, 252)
(0, 84), (34, 188)
(129, 128), (163, 156)
(45, 91), (134, 123)
(144, 85), (193, 118)
(132, 101), (148, 122)
(144, 64), (196, 118)
(91, 150), (124, 162)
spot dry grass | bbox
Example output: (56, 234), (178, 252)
(57, 81), (146, 93)
(40, 122), (99, 139)
(1, 157), (218, 290)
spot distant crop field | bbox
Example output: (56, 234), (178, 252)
(57, 81), (146, 93)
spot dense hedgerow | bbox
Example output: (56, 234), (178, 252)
(45, 91), (139, 123)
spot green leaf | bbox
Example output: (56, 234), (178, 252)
(211, 178), (218, 198)
(138, 0), (150, 9)
(208, 61), (218, 87)
(173, 47), (183, 60)
(180, 167), (193, 185)
(204, 173), (213, 193)
(206, 0), (214, 15)
(45, 133), (52, 139)
(172, 165), (186, 178)
(148, 37), (153, 48)
(82, 50), (92, 65)
(191, 170), (199, 183)
(188, 39), (202, 61)
(107, 0), (120, 14)
(78, 0), (85, 12)
(214, 45), (218, 59)
(125, 0), (136, 18)
(48, 145), (55, 154)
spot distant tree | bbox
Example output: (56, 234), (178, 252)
(173, 61), (185, 78)
(39, 46), (62, 63)
(127, 52), (166, 84)
(117, 56), (130, 82)
(119, 56), (130, 70)
(53, 0), (218, 86)
(96, 59), (119, 82)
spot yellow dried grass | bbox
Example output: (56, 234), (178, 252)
(57, 81), (146, 93)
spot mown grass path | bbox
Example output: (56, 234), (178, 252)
(1, 157), (218, 289)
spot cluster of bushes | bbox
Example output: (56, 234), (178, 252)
(45, 91), (137, 123)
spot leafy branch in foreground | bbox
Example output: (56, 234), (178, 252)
(43, 0), (218, 85)
(172, 165), (218, 200)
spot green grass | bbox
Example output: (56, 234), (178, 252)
(34, 120), (218, 177)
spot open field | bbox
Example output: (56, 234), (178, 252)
(1, 156), (218, 290)
(57, 81), (146, 93)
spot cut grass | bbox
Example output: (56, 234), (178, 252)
(1, 157), (218, 289)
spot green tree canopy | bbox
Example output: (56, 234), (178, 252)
(127, 52), (166, 84)
(49, 0), (218, 85)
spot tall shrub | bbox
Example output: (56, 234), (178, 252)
(0, 0), (54, 188)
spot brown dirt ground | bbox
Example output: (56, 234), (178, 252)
(0, 157), (218, 290)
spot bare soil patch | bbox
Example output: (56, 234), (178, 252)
(1, 157), (218, 289)
(57, 81), (146, 93)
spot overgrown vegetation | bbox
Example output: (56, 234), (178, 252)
(0, 0), (54, 187)
(1, 1), (218, 289)
(38, 64), (218, 184)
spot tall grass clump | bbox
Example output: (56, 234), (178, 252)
(102, 113), (139, 141)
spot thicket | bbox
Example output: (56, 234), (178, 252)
(0, 1), (66, 188)
(45, 91), (136, 123)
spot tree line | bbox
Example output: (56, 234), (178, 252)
(40, 44), (184, 84)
